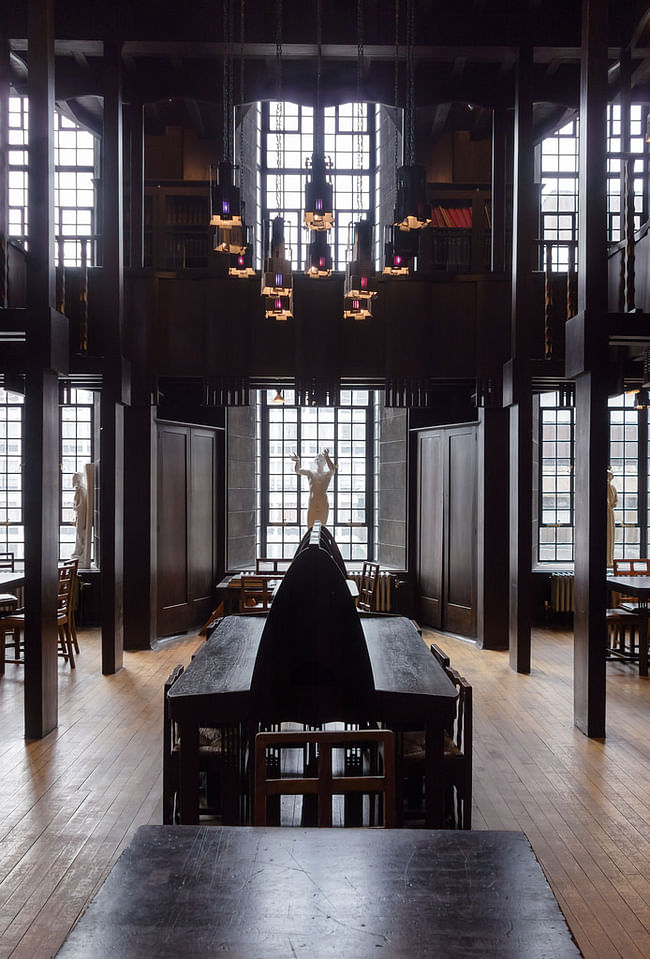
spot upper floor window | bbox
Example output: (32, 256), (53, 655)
(539, 104), (650, 271)
(258, 389), (374, 562)
(537, 390), (647, 564)
(250, 100), (376, 271)
(8, 96), (99, 265)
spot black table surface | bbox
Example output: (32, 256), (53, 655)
(166, 613), (457, 725)
(56, 825), (581, 958)
(606, 574), (650, 596)
(0, 570), (24, 591)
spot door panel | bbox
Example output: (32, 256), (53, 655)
(189, 430), (217, 608)
(416, 432), (444, 627)
(158, 426), (189, 631)
(445, 428), (477, 636)
(415, 424), (477, 638)
(157, 422), (220, 637)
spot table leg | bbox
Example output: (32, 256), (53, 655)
(424, 722), (445, 828)
(639, 604), (648, 677)
(178, 722), (200, 824)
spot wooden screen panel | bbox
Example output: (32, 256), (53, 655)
(445, 427), (477, 637)
(416, 431), (444, 628)
(189, 429), (218, 614)
(157, 423), (220, 637)
(157, 425), (190, 636)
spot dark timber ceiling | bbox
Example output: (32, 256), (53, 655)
(5, 1), (650, 141)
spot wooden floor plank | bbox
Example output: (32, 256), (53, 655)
(0, 625), (648, 958)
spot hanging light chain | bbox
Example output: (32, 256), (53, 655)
(394, 0), (400, 176)
(406, 0), (415, 167)
(222, 0), (233, 162)
(356, 0), (364, 218)
(239, 0), (245, 196)
(275, 0), (283, 216)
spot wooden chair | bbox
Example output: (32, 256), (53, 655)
(0, 552), (15, 571)
(163, 665), (239, 824)
(357, 561), (380, 612)
(606, 608), (639, 663)
(611, 558), (650, 611)
(612, 558), (650, 575)
(239, 575), (274, 612)
(254, 728), (396, 827)
(430, 642), (450, 668)
(255, 557), (291, 575)
(57, 560), (78, 666)
(1, 561), (78, 670)
(401, 665), (473, 829)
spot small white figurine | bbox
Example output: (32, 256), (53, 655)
(290, 448), (338, 528)
(606, 467), (617, 569)
(70, 471), (88, 564)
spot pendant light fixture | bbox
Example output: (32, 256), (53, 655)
(344, 221), (377, 319)
(344, 4), (377, 318)
(228, 0), (255, 276)
(262, 216), (293, 319)
(392, 0), (431, 232)
(212, 0), (247, 255)
(261, 2), (294, 319)
(304, 0), (334, 276)
(383, 0), (412, 275)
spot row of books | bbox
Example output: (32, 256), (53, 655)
(430, 202), (493, 229)
(430, 204), (473, 228)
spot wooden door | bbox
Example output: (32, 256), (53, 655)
(157, 422), (220, 637)
(415, 424), (477, 638)
(416, 431), (444, 627)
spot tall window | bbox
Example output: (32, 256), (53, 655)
(0, 390), (24, 566)
(259, 389), (373, 562)
(8, 95), (98, 265)
(539, 118), (579, 271)
(539, 105), (650, 268)
(538, 393), (574, 562)
(258, 101), (375, 271)
(537, 391), (648, 563)
(0, 389), (96, 566)
(60, 389), (95, 561)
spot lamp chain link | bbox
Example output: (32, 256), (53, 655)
(356, 0), (364, 219)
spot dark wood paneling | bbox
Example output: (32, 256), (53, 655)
(415, 424), (477, 638)
(445, 427), (477, 636)
(188, 429), (217, 608)
(157, 425), (189, 634)
(416, 431), (444, 627)
(157, 421), (220, 637)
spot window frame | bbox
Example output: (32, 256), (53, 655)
(258, 389), (375, 562)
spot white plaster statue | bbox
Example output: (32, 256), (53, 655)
(290, 448), (338, 528)
(70, 470), (89, 566)
(606, 467), (617, 569)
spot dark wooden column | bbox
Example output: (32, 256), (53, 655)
(23, 0), (61, 738)
(123, 404), (155, 650)
(0, 16), (8, 306)
(477, 406), (510, 650)
(505, 42), (536, 674)
(565, 0), (608, 738)
(127, 100), (144, 270)
(491, 108), (508, 274)
(100, 38), (126, 674)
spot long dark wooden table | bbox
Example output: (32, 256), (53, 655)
(56, 825), (581, 958)
(0, 570), (24, 592)
(606, 574), (650, 675)
(167, 613), (457, 827)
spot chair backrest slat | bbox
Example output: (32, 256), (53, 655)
(254, 728), (396, 827)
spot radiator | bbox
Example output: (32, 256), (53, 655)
(350, 570), (394, 612)
(550, 573), (574, 613)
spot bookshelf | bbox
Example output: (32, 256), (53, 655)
(427, 183), (491, 273)
(144, 181), (212, 270)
